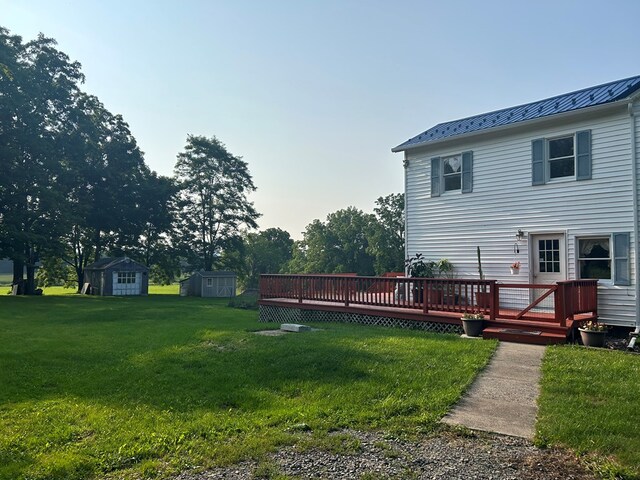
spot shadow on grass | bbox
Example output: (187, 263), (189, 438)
(0, 295), (380, 414)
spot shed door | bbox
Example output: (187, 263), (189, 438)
(112, 271), (141, 295)
(216, 277), (234, 297)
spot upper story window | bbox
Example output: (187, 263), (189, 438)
(430, 151), (473, 197)
(548, 136), (574, 179)
(532, 130), (591, 185)
(442, 155), (461, 191)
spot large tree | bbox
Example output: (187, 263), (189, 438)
(288, 207), (376, 275)
(367, 193), (405, 274)
(59, 93), (152, 290)
(174, 135), (260, 271)
(241, 228), (293, 289)
(0, 28), (84, 293)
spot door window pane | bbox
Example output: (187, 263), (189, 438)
(538, 239), (560, 273)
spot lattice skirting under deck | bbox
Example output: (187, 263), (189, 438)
(258, 305), (463, 335)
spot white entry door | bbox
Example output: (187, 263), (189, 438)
(531, 234), (566, 308)
(532, 234), (566, 284)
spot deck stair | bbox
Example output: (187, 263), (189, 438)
(482, 317), (575, 345)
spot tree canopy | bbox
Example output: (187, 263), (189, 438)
(174, 135), (260, 271)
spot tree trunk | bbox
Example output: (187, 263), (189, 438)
(25, 264), (36, 295)
(12, 258), (24, 285)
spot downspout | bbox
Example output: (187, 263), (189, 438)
(403, 154), (409, 275)
(628, 100), (640, 349)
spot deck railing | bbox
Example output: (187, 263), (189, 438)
(259, 274), (599, 325)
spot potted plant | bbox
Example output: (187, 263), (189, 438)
(437, 258), (458, 305)
(579, 320), (608, 347)
(405, 253), (436, 303)
(510, 261), (521, 275)
(461, 311), (485, 337)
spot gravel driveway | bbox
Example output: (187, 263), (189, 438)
(175, 429), (596, 480)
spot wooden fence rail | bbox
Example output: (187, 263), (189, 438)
(259, 275), (598, 325)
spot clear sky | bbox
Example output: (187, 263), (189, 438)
(3, 0), (640, 239)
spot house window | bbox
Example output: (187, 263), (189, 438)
(442, 155), (461, 191)
(431, 151), (472, 197)
(548, 136), (574, 179)
(117, 272), (137, 284)
(206, 278), (213, 287)
(578, 237), (611, 280)
(532, 130), (591, 185)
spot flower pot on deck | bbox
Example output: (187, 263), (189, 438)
(579, 328), (606, 348)
(461, 318), (484, 337)
(510, 267), (520, 275)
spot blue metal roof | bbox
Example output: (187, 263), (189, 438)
(393, 75), (640, 152)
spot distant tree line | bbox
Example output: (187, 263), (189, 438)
(0, 27), (404, 294)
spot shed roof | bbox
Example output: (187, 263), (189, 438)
(392, 74), (640, 152)
(85, 257), (147, 271)
(196, 270), (236, 278)
(179, 271), (237, 283)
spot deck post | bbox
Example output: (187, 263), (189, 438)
(555, 282), (566, 327)
(298, 276), (303, 304)
(423, 279), (428, 314)
(489, 280), (497, 319)
(344, 277), (350, 307)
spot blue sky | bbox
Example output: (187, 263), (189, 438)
(3, 0), (640, 238)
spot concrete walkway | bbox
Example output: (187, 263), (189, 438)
(442, 342), (545, 439)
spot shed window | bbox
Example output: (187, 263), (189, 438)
(578, 237), (611, 280)
(206, 278), (213, 287)
(117, 272), (137, 284)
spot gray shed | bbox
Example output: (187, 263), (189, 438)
(179, 271), (237, 297)
(84, 257), (149, 296)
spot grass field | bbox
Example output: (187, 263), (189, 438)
(538, 345), (640, 479)
(0, 291), (496, 480)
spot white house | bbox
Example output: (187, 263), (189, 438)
(393, 75), (640, 330)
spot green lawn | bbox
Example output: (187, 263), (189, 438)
(538, 345), (640, 479)
(0, 292), (496, 480)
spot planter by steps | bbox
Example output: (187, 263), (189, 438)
(461, 317), (484, 337)
(579, 328), (606, 348)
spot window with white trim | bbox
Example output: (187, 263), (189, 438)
(577, 237), (611, 280)
(206, 278), (213, 287)
(548, 135), (574, 179)
(532, 130), (591, 185)
(117, 272), (137, 284)
(430, 151), (473, 197)
(442, 154), (461, 191)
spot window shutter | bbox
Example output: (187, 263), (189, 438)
(613, 232), (630, 286)
(461, 151), (473, 193)
(430, 157), (441, 197)
(576, 130), (592, 181)
(532, 138), (545, 185)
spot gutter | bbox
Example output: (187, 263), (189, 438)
(629, 100), (640, 348)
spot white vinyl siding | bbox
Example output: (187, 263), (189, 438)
(405, 107), (636, 326)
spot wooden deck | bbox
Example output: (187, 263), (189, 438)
(259, 275), (599, 345)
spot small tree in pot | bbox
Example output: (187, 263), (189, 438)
(405, 253), (436, 303)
